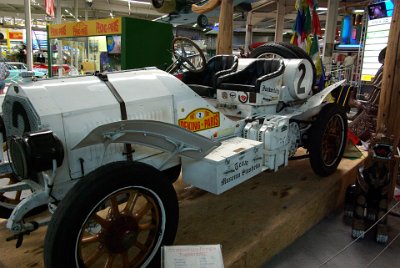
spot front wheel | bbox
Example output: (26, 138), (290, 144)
(44, 161), (179, 268)
(308, 104), (348, 177)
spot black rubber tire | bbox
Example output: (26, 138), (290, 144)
(249, 43), (298, 59)
(44, 161), (179, 268)
(249, 42), (317, 86)
(163, 164), (181, 183)
(276, 42), (317, 84)
(197, 14), (208, 28)
(308, 104), (348, 177)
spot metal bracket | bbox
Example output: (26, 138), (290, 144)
(6, 191), (51, 233)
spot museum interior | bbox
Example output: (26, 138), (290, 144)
(0, 0), (399, 267)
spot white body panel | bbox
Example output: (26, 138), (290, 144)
(5, 68), (239, 185)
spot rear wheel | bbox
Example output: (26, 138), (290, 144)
(276, 42), (316, 84)
(44, 161), (179, 268)
(249, 42), (316, 87)
(308, 104), (347, 177)
(249, 43), (297, 59)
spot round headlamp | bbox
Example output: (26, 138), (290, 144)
(8, 130), (64, 180)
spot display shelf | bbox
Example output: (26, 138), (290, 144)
(0, 153), (365, 267)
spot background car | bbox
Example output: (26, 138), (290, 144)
(5, 62), (46, 83)
(33, 62), (71, 76)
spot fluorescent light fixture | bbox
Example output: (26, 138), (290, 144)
(353, 9), (365, 13)
(65, 9), (69, 12)
(316, 7), (327, 11)
(192, 23), (198, 28)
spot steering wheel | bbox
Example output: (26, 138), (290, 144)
(168, 37), (206, 73)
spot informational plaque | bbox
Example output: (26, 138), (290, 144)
(162, 245), (224, 268)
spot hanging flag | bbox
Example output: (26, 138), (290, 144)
(295, 9), (304, 36)
(290, 0), (326, 92)
(45, 0), (55, 18)
(309, 34), (320, 73)
(312, 8), (322, 36)
(304, 7), (312, 35)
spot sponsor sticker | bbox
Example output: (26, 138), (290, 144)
(238, 93), (248, 103)
(179, 108), (220, 132)
(229, 92), (236, 99)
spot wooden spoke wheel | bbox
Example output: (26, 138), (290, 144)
(45, 161), (179, 268)
(0, 173), (26, 218)
(308, 104), (348, 177)
(78, 189), (161, 267)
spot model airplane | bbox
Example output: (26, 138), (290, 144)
(151, 0), (254, 26)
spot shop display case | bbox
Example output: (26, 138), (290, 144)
(47, 17), (173, 77)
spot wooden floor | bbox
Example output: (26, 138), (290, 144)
(0, 153), (365, 268)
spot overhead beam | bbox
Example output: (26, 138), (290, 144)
(250, 11), (328, 23)
(0, 11), (48, 19)
(5, 4), (18, 10)
(237, 27), (293, 33)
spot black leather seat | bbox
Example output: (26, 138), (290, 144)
(182, 55), (238, 97)
(217, 59), (285, 93)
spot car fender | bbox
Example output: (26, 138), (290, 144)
(286, 80), (347, 122)
(73, 120), (221, 161)
(298, 80), (346, 112)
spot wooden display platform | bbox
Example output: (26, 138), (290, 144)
(0, 154), (365, 267)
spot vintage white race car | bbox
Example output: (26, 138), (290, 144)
(0, 40), (348, 267)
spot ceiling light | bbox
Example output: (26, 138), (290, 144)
(353, 9), (365, 13)
(316, 7), (327, 11)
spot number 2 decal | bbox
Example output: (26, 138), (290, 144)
(297, 63), (306, 94)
